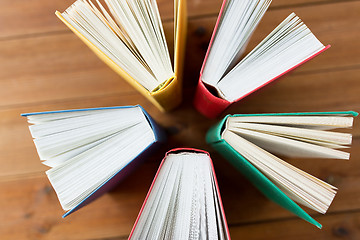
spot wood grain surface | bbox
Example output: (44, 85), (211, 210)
(0, 0), (359, 239)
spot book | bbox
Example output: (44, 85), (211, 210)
(56, 0), (187, 112)
(206, 111), (358, 228)
(129, 148), (231, 239)
(22, 105), (165, 217)
(194, 0), (330, 118)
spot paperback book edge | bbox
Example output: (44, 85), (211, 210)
(128, 148), (231, 239)
(192, 0), (331, 118)
(194, 45), (331, 118)
(55, 0), (188, 112)
(206, 111), (357, 227)
(22, 105), (166, 217)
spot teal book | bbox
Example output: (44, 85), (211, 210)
(206, 111), (358, 228)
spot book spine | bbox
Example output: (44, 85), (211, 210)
(205, 115), (230, 143)
(128, 148), (231, 239)
(193, 78), (232, 118)
(206, 119), (322, 228)
(139, 105), (166, 142)
(151, 76), (182, 112)
(193, 0), (231, 119)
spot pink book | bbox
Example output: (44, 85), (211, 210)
(194, 0), (330, 118)
(128, 148), (231, 239)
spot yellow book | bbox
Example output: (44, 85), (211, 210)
(56, 0), (187, 111)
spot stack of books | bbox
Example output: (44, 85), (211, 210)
(21, 0), (357, 238)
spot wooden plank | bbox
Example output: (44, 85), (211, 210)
(54, 211), (360, 240)
(0, 33), (135, 108)
(229, 211), (360, 240)
(0, 0), (340, 39)
(0, 163), (157, 240)
(0, 139), (359, 239)
(1, 1), (360, 108)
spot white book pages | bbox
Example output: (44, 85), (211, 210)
(211, 175), (226, 240)
(202, 0), (272, 84)
(221, 113), (355, 214)
(29, 108), (143, 138)
(225, 114), (354, 159)
(42, 133), (117, 167)
(26, 108), (125, 124)
(25, 106), (156, 211)
(202, 5), (326, 102)
(31, 108), (147, 160)
(60, 0), (174, 92)
(130, 152), (229, 240)
(227, 122), (352, 145)
(228, 127), (350, 159)
(223, 130), (337, 214)
(217, 13), (324, 101)
(228, 115), (354, 129)
(226, 116), (352, 159)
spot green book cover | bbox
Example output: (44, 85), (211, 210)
(206, 111), (358, 228)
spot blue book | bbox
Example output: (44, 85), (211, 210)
(22, 105), (165, 217)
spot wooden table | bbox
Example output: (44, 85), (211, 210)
(0, 0), (359, 239)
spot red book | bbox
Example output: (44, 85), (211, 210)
(128, 148), (231, 239)
(193, 0), (330, 118)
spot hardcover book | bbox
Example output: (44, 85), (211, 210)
(56, 0), (187, 112)
(129, 148), (231, 239)
(22, 105), (165, 217)
(194, 0), (330, 118)
(206, 111), (358, 227)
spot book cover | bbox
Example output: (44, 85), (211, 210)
(22, 105), (165, 217)
(206, 111), (358, 228)
(193, 0), (330, 118)
(128, 148), (231, 239)
(56, 0), (187, 112)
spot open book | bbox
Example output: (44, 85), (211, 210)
(22, 105), (165, 217)
(56, 0), (187, 112)
(129, 149), (230, 239)
(194, 0), (330, 118)
(206, 111), (358, 228)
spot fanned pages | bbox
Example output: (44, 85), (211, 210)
(194, 0), (330, 118)
(202, 0), (272, 84)
(22, 105), (164, 217)
(56, 0), (187, 111)
(206, 111), (358, 228)
(129, 149), (231, 240)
